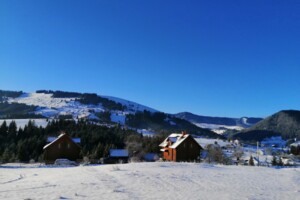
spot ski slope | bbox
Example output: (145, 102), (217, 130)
(0, 162), (299, 200)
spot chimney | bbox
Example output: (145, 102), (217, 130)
(182, 131), (187, 136)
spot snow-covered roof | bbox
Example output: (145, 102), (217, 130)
(159, 133), (190, 149)
(290, 141), (300, 147)
(109, 149), (129, 157)
(43, 133), (80, 149)
(47, 136), (81, 143)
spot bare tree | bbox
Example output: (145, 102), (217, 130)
(125, 134), (144, 162)
(206, 144), (230, 164)
(232, 146), (244, 165)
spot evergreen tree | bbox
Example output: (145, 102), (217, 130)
(1, 148), (11, 162)
(0, 121), (8, 153)
(0, 121), (8, 138)
(7, 121), (17, 143)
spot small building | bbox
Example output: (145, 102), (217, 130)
(143, 153), (159, 162)
(290, 141), (300, 155)
(103, 149), (129, 164)
(159, 131), (203, 162)
(43, 133), (81, 164)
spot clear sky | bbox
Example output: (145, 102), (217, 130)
(1, 0), (300, 118)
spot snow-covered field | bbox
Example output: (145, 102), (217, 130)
(195, 138), (232, 148)
(1, 162), (299, 200)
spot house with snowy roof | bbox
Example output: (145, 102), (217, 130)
(102, 149), (129, 164)
(43, 132), (81, 164)
(290, 141), (300, 155)
(159, 131), (203, 162)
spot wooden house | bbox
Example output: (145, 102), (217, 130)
(43, 133), (81, 164)
(159, 131), (203, 162)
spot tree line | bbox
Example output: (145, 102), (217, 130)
(0, 119), (165, 163)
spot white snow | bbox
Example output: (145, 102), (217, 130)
(193, 123), (244, 134)
(195, 138), (232, 148)
(0, 162), (299, 200)
(291, 141), (300, 147)
(8, 92), (106, 119)
(241, 117), (250, 126)
(159, 133), (190, 149)
(9, 93), (73, 108)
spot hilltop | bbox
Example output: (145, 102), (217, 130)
(234, 110), (300, 141)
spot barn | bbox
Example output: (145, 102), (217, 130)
(159, 131), (203, 162)
(43, 133), (81, 164)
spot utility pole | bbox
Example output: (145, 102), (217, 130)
(257, 141), (260, 166)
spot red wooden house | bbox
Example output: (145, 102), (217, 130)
(159, 131), (202, 162)
(43, 133), (81, 164)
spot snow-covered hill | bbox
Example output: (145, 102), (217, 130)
(7, 92), (158, 124)
(1, 162), (299, 200)
(2, 90), (261, 138)
(8, 92), (104, 119)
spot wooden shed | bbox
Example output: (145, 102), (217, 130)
(159, 131), (203, 162)
(43, 133), (81, 164)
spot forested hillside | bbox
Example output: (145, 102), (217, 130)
(126, 111), (224, 139)
(234, 110), (300, 141)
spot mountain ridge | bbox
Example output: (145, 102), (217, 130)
(235, 110), (300, 141)
(174, 112), (263, 134)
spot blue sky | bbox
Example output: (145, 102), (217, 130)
(1, 0), (300, 118)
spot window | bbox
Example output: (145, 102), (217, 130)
(191, 143), (193, 148)
(165, 149), (169, 155)
(58, 143), (61, 149)
(68, 143), (71, 149)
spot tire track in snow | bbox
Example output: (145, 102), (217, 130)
(0, 184), (56, 193)
(0, 174), (24, 184)
(81, 166), (141, 199)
